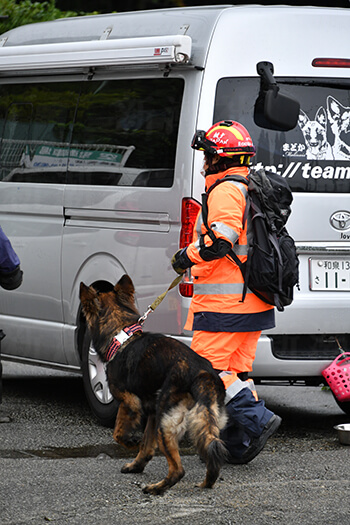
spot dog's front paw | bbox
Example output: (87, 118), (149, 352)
(196, 480), (214, 489)
(142, 483), (166, 496)
(121, 461), (145, 474)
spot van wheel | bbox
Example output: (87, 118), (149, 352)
(332, 394), (350, 416)
(81, 331), (118, 427)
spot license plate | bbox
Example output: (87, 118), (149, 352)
(309, 258), (350, 290)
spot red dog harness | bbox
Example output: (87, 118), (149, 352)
(105, 323), (143, 362)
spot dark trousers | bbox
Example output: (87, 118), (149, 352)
(220, 387), (273, 459)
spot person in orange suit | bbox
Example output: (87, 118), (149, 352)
(172, 121), (281, 463)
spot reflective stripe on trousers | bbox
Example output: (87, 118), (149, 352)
(219, 372), (258, 404)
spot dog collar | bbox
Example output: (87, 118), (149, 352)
(105, 323), (143, 362)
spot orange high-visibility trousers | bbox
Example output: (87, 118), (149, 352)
(191, 330), (261, 383)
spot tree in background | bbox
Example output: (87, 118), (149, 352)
(1, 0), (348, 34)
(0, 0), (97, 33)
(55, 0), (185, 13)
(54, 0), (350, 13)
(0, 0), (186, 34)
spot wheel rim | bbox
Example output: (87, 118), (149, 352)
(87, 341), (113, 405)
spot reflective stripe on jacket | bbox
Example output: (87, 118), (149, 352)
(184, 167), (275, 332)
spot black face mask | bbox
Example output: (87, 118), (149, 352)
(204, 155), (249, 176)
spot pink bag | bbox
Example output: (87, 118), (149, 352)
(322, 353), (350, 401)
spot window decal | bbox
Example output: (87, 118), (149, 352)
(214, 78), (350, 193)
(327, 96), (350, 160)
(297, 107), (333, 160)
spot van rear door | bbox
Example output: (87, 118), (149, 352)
(213, 74), (350, 348)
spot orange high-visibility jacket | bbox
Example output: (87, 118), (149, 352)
(184, 166), (275, 333)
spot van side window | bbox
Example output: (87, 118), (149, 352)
(0, 78), (183, 187)
(214, 77), (350, 193)
(0, 83), (78, 183)
(68, 78), (184, 187)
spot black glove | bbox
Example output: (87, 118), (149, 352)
(0, 265), (23, 290)
(171, 248), (194, 275)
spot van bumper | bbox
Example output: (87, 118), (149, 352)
(174, 334), (334, 382)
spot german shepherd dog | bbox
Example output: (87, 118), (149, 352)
(79, 275), (228, 495)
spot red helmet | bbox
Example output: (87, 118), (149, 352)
(191, 120), (256, 158)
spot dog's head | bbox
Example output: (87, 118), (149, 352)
(80, 275), (140, 354)
(298, 107), (328, 151)
(327, 96), (350, 135)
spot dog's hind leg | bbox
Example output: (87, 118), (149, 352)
(121, 415), (157, 474)
(142, 398), (190, 496)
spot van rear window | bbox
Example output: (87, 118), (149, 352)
(0, 78), (184, 188)
(214, 77), (350, 193)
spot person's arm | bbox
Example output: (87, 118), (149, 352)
(171, 182), (245, 273)
(0, 227), (23, 290)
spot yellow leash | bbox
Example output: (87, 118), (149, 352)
(138, 274), (183, 324)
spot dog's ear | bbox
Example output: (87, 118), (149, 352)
(327, 95), (341, 124)
(114, 274), (135, 300)
(315, 107), (327, 128)
(79, 282), (100, 321)
(298, 109), (309, 130)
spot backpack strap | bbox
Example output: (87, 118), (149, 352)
(201, 192), (217, 244)
(201, 174), (249, 244)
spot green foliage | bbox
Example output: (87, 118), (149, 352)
(0, 0), (97, 34)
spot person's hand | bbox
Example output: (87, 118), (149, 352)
(0, 265), (23, 290)
(171, 248), (193, 275)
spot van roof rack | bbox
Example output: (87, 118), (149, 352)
(0, 34), (192, 74)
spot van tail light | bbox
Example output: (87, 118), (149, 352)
(179, 197), (201, 298)
(179, 280), (194, 297)
(179, 198), (201, 249)
(312, 58), (350, 68)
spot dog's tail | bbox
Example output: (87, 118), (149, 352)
(188, 399), (229, 488)
(203, 436), (230, 488)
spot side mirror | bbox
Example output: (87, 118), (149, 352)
(254, 61), (300, 131)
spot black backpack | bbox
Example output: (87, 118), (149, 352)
(201, 168), (299, 312)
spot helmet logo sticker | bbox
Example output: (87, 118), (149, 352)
(211, 131), (229, 145)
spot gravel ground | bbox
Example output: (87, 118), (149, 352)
(0, 362), (349, 525)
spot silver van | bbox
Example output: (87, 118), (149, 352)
(1, 5), (350, 424)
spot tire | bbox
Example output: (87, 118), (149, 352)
(333, 394), (350, 416)
(81, 330), (118, 427)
